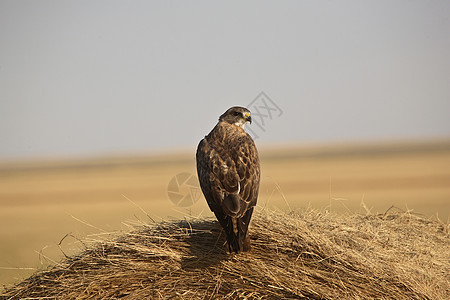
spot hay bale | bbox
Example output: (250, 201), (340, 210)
(1, 208), (449, 299)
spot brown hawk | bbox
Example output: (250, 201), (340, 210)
(196, 106), (260, 253)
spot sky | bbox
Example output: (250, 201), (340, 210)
(1, 1), (450, 160)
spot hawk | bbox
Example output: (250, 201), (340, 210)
(196, 106), (260, 253)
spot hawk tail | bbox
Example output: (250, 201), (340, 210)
(227, 228), (245, 254)
(222, 208), (254, 254)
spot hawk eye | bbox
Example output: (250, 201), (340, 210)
(233, 111), (241, 116)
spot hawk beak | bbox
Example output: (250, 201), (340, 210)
(244, 112), (252, 124)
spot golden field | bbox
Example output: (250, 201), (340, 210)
(3, 209), (448, 299)
(0, 140), (449, 288)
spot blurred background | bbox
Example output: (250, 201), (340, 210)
(1, 0), (449, 287)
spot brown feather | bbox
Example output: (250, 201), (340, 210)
(196, 109), (260, 254)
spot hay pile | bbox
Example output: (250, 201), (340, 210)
(2, 208), (449, 299)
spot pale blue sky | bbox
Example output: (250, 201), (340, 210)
(1, 1), (449, 159)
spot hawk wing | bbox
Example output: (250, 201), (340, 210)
(196, 123), (260, 252)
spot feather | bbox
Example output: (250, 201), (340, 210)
(196, 107), (260, 253)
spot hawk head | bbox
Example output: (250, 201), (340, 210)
(219, 106), (252, 129)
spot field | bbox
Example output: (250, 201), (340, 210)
(2, 209), (449, 299)
(1, 140), (449, 289)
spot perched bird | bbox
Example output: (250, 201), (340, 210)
(196, 106), (260, 253)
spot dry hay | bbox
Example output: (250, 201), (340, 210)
(1, 208), (449, 299)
